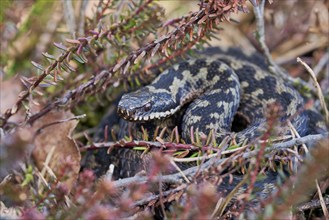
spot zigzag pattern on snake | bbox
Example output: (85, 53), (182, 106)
(86, 47), (326, 183)
(117, 48), (324, 144)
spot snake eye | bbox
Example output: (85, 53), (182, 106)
(144, 103), (152, 112)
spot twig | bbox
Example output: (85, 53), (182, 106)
(287, 120), (309, 153)
(297, 196), (329, 211)
(210, 197), (224, 219)
(251, 0), (315, 93)
(82, 139), (219, 152)
(82, 133), (327, 155)
(0, 174), (13, 188)
(172, 152), (219, 163)
(111, 133), (328, 188)
(1, 0), (157, 127)
(259, 138), (329, 219)
(169, 159), (190, 183)
(269, 132), (327, 149)
(158, 174), (167, 219)
(315, 179), (329, 219)
(297, 57), (329, 123)
(252, 0), (284, 78)
(132, 184), (187, 207)
(23, 1), (243, 126)
(95, 0), (112, 23)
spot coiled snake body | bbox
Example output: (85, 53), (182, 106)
(118, 48), (312, 144)
(87, 48), (326, 204)
(108, 47), (327, 179)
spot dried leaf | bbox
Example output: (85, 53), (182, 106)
(32, 109), (80, 192)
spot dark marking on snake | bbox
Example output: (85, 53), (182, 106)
(117, 48), (326, 143)
(82, 48), (328, 218)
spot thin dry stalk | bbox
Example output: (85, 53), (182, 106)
(251, 0), (315, 93)
(287, 120), (309, 153)
(110, 133), (328, 189)
(316, 179), (329, 219)
(297, 57), (329, 123)
(169, 159), (190, 183)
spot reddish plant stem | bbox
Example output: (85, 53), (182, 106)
(81, 140), (220, 153)
(239, 107), (279, 213)
(1, 0), (155, 127)
(25, 5), (232, 125)
(95, 0), (112, 22)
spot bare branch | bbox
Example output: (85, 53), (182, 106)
(111, 133), (328, 188)
(252, 0), (315, 93)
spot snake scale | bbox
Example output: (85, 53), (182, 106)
(88, 47), (326, 176)
(85, 47), (326, 213)
(118, 48), (316, 144)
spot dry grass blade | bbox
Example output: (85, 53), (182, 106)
(172, 153), (218, 163)
(315, 179), (329, 219)
(215, 176), (248, 217)
(287, 120), (308, 153)
(297, 57), (329, 123)
(169, 159), (190, 183)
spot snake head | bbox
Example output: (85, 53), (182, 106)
(117, 87), (179, 122)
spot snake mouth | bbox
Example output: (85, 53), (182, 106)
(117, 108), (138, 121)
(117, 107), (151, 121)
(117, 106), (180, 122)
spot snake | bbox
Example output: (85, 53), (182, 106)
(85, 47), (326, 216)
(86, 47), (327, 177)
(117, 47), (324, 144)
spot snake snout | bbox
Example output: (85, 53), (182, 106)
(118, 90), (155, 121)
(117, 106), (137, 120)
